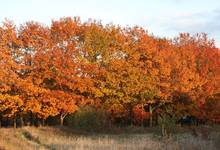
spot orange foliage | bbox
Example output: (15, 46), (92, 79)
(132, 104), (150, 125)
(0, 18), (219, 126)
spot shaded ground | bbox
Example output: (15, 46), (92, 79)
(0, 126), (219, 150)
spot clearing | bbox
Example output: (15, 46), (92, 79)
(0, 126), (219, 150)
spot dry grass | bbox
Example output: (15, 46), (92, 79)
(0, 126), (219, 150)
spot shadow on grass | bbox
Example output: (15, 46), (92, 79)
(50, 125), (160, 136)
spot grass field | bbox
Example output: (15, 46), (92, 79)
(0, 126), (219, 150)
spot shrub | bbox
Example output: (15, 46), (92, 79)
(67, 106), (109, 131)
(158, 114), (177, 137)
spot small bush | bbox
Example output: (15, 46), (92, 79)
(214, 131), (220, 148)
(158, 114), (177, 137)
(67, 106), (109, 131)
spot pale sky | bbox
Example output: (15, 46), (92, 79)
(1, 0), (220, 47)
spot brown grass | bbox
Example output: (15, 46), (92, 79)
(0, 126), (219, 150)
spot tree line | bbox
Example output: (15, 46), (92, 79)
(0, 17), (219, 128)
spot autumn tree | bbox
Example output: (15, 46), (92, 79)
(0, 18), (219, 128)
(172, 33), (220, 119)
(0, 20), (24, 127)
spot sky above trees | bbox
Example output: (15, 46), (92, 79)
(0, 0), (220, 47)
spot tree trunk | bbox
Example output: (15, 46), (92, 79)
(160, 116), (167, 137)
(60, 114), (66, 126)
(13, 118), (16, 128)
(141, 104), (144, 127)
(149, 104), (153, 127)
(161, 123), (165, 136)
(61, 117), (64, 126)
(109, 117), (112, 129)
(20, 116), (24, 127)
(155, 112), (159, 126)
(37, 119), (41, 127)
(30, 113), (34, 126)
(128, 103), (133, 126)
(42, 119), (45, 126)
